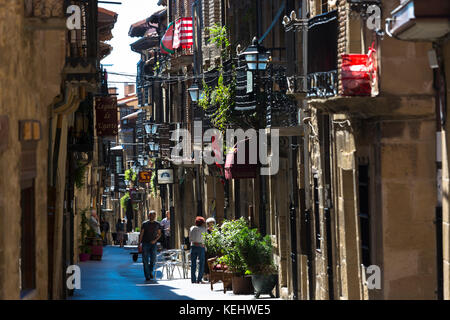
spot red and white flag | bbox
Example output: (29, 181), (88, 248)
(173, 17), (193, 49)
(160, 21), (175, 55)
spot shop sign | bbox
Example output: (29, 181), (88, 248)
(95, 96), (118, 136)
(138, 170), (152, 183)
(157, 169), (174, 184)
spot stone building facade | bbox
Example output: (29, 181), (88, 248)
(0, 0), (117, 299)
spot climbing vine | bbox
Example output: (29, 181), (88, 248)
(124, 168), (137, 182)
(150, 170), (157, 197)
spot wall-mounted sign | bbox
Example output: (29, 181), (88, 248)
(157, 169), (174, 184)
(138, 171), (152, 183)
(95, 96), (118, 136)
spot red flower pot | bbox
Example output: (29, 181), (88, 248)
(79, 253), (91, 262)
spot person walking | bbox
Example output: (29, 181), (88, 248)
(101, 219), (110, 246)
(89, 209), (101, 238)
(160, 210), (171, 249)
(139, 210), (161, 281)
(116, 218), (125, 247)
(189, 216), (207, 284)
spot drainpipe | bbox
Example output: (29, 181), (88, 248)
(432, 41), (446, 300)
(288, 135), (299, 300)
(301, 0), (315, 300)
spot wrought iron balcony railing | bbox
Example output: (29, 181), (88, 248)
(307, 70), (338, 99)
(63, 0), (99, 84)
(307, 10), (338, 99)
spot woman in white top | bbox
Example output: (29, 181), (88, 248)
(189, 216), (207, 283)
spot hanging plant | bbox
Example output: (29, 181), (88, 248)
(150, 171), (157, 197)
(120, 192), (130, 209)
(199, 73), (235, 133)
(207, 23), (231, 61)
(124, 168), (137, 182)
(74, 161), (87, 190)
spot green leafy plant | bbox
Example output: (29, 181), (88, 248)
(204, 226), (224, 258)
(74, 161), (87, 189)
(150, 170), (157, 197)
(124, 168), (137, 182)
(79, 207), (92, 253)
(207, 23), (230, 60)
(120, 192), (130, 209)
(153, 61), (161, 75)
(237, 228), (277, 275)
(198, 73), (235, 133)
(216, 218), (250, 275)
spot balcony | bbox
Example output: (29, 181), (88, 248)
(387, 0), (450, 41)
(265, 66), (301, 135)
(167, 47), (194, 70)
(24, 0), (66, 30)
(307, 10), (338, 99)
(63, 0), (100, 89)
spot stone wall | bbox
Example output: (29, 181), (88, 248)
(0, 0), (65, 299)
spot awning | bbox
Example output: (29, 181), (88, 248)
(121, 109), (142, 120)
(130, 34), (160, 52)
(224, 139), (258, 180)
(110, 145), (123, 150)
(149, 8), (167, 23)
(98, 7), (118, 41)
(128, 19), (158, 37)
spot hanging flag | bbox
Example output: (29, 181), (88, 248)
(173, 17), (193, 49)
(160, 21), (175, 55)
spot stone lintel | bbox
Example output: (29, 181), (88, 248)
(307, 94), (436, 119)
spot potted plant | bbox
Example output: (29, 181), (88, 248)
(79, 244), (91, 262)
(78, 208), (91, 262)
(218, 218), (254, 294)
(86, 228), (103, 261)
(238, 228), (278, 298)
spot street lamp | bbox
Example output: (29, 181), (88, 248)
(241, 37), (270, 71)
(187, 81), (203, 102)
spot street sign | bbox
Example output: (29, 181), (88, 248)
(138, 170), (152, 183)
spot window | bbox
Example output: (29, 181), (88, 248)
(115, 156), (123, 174)
(358, 164), (371, 267)
(313, 175), (321, 252)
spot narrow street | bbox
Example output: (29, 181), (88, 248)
(2, 0), (450, 302)
(68, 246), (273, 300)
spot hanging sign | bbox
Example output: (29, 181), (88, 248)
(157, 169), (174, 184)
(95, 96), (118, 136)
(138, 170), (152, 183)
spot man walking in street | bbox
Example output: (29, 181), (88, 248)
(139, 210), (161, 281)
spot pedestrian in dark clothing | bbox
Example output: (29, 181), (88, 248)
(139, 210), (161, 281)
(116, 218), (125, 247)
(101, 219), (110, 245)
(126, 198), (134, 232)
